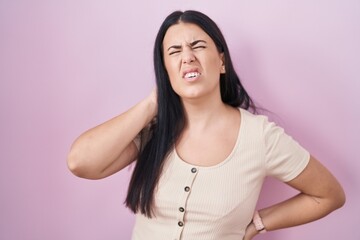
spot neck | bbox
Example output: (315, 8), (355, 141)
(181, 95), (230, 130)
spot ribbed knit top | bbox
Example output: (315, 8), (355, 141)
(132, 108), (310, 240)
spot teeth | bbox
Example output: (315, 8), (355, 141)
(185, 72), (200, 78)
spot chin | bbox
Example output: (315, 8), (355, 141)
(174, 85), (219, 101)
(178, 90), (204, 99)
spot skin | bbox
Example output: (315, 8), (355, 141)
(67, 21), (345, 240)
(163, 22), (345, 239)
(163, 22), (225, 102)
(67, 92), (156, 179)
(162, 22), (240, 167)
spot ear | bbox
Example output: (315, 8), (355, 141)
(220, 53), (226, 74)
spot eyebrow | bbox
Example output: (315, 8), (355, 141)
(167, 40), (207, 52)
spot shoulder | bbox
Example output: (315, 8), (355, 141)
(240, 108), (268, 121)
(239, 108), (273, 131)
(239, 108), (290, 145)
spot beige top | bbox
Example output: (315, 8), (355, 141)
(132, 108), (310, 240)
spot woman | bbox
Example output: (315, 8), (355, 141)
(67, 10), (345, 240)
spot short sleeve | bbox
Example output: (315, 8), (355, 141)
(263, 117), (310, 182)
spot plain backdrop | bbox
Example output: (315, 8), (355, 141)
(0, 0), (359, 239)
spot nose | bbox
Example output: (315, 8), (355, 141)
(182, 49), (196, 64)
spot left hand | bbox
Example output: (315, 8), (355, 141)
(243, 222), (258, 240)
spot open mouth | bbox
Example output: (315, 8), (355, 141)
(184, 72), (201, 79)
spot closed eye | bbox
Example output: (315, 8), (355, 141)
(193, 46), (206, 50)
(169, 50), (181, 55)
(190, 40), (207, 49)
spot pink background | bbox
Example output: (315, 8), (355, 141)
(1, 0), (359, 239)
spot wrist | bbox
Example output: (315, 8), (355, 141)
(146, 92), (158, 118)
(250, 222), (260, 238)
(253, 211), (267, 234)
(244, 221), (259, 240)
(140, 96), (157, 123)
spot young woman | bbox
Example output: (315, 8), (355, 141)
(67, 10), (345, 240)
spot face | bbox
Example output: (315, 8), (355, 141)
(162, 22), (225, 101)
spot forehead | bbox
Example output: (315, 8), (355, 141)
(163, 22), (214, 46)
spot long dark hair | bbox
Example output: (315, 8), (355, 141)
(125, 10), (255, 217)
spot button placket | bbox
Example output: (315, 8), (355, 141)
(174, 167), (199, 238)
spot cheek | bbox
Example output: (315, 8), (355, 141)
(163, 61), (178, 90)
(210, 55), (223, 69)
(164, 60), (181, 86)
(204, 58), (222, 77)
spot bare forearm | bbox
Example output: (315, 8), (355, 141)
(260, 192), (339, 231)
(244, 192), (343, 240)
(244, 157), (345, 240)
(67, 94), (157, 179)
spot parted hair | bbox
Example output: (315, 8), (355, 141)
(125, 10), (255, 217)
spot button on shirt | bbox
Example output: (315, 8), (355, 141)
(131, 108), (310, 240)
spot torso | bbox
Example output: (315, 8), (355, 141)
(132, 108), (310, 240)
(175, 107), (241, 167)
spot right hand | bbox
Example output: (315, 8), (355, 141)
(146, 88), (158, 118)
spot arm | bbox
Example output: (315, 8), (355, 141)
(244, 155), (346, 239)
(67, 90), (157, 179)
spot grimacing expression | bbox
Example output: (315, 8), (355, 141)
(162, 22), (225, 101)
